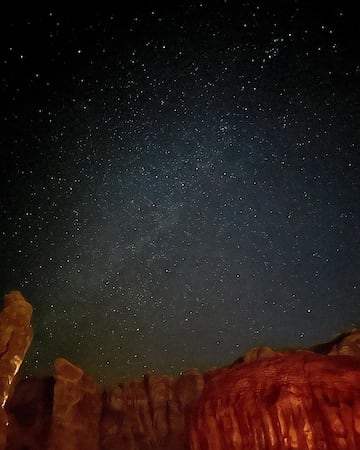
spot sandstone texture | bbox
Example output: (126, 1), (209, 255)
(101, 369), (205, 450)
(47, 357), (102, 450)
(189, 351), (360, 450)
(0, 291), (359, 450)
(0, 291), (33, 450)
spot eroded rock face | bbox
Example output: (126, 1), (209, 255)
(47, 358), (102, 450)
(189, 351), (360, 450)
(101, 369), (205, 450)
(0, 291), (359, 450)
(0, 291), (33, 449)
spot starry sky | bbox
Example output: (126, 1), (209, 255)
(0, 2), (359, 383)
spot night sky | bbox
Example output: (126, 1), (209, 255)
(1, 2), (359, 384)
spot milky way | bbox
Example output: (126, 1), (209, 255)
(0, 2), (359, 382)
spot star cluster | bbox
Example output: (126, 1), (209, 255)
(0, 2), (359, 382)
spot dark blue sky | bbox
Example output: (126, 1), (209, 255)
(0, 2), (359, 383)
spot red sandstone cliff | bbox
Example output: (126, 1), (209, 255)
(0, 291), (359, 450)
(190, 351), (360, 450)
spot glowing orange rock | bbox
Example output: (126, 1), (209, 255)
(47, 358), (102, 450)
(0, 290), (359, 450)
(190, 351), (360, 450)
(0, 291), (33, 450)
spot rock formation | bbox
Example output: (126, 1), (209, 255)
(0, 291), (359, 450)
(100, 369), (205, 450)
(189, 350), (360, 450)
(0, 291), (33, 450)
(6, 376), (54, 450)
(47, 357), (102, 450)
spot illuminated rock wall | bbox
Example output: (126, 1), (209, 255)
(189, 351), (360, 450)
(47, 358), (102, 450)
(0, 291), (33, 450)
(0, 291), (359, 450)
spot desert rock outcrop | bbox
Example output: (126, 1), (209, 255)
(0, 291), (359, 449)
(0, 291), (33, 449)
(189, 350), (360, 450)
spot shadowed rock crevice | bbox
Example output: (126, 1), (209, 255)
(6, 377), (54, 450)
